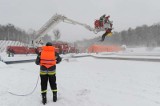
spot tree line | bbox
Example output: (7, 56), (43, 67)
(115, 24), (160, 47)
(0, 24), (31, 44)
(0, 23), (55, 45)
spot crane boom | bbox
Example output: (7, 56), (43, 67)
(34, 14), (96, 46)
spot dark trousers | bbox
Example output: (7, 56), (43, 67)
(101, 32), (108, 41)
(40, 74), (57, 94)
(101, 29), (112, 41)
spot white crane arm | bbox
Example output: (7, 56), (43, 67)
(62, 17), (95, 32)
(34, 14), (96, 46)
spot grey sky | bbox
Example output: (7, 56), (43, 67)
(0, 0), (160, 42)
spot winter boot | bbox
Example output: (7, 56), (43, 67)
(53, 92), (57, 102)
(42, 93), (47, 105)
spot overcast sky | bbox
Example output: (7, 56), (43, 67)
(0, 0), (160, 42)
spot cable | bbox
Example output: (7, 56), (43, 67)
(8, 75), (39, 96)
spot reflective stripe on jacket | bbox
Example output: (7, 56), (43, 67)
(40, 46), (56, 68)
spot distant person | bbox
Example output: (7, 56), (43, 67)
(35, 42), (62, 105)
(99, 14), (106, 27)
(10, 49), (14, 57)
(35, 47), (40, 54)
(8, 49), (14, 57)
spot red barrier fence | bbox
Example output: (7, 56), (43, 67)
(7, 46), (60, 54)
(7, 46), (29, 54)
(88, 45), (122, 53)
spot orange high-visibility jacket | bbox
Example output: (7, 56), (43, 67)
(40, 46), (56, 68)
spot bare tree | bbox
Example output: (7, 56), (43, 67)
(53, 29), (61, 41)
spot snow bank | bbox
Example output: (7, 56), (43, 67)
(0, 61), (7, 68)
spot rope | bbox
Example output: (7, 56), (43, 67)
(8, 75), (39, 96)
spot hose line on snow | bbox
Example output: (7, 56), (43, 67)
(8, 75), (39, 96)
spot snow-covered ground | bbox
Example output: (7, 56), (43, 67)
(0, 47), (160, 106)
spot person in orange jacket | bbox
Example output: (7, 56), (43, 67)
(35, 42), (62, 105)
